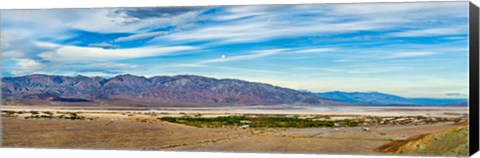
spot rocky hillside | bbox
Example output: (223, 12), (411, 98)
(377, 126), (469, 156)
(1, 74), (336, 107)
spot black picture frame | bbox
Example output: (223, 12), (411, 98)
(469, 1), (479, 156)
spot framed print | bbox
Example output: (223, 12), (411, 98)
(1, 1), (479, 157)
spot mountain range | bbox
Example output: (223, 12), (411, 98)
(1, 74), (337, 107)
(1, 74), (467, 107)
(316, 91), (467, 106)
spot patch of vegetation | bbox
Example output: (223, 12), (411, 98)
(338, 119), (361, 127)
(2, 111), (17, 118)
(64, 113), (84, 120)
(159, 116), (358, 128)
(25, 115), (53, 119)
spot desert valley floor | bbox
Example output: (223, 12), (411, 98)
(0, 105), (470, 156)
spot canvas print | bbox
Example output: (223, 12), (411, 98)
(0, 2), (473, 157)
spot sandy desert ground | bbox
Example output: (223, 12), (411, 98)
(0, 105), (470, 156)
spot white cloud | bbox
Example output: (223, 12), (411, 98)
(293, 48), (337, 54)
(17, 59), (43, 69)
(115, 31), (169, 42)
(71, 9), (146, 33)
(387, 26), (468, 37)
(293, 66), (408, 74)
(1, 50), (25, 59)
(69, 9), (203, 33)
(87, 42), (118, 49)
(37, 42), (198, 62)
(10, 59), (44, 76)
(323, 42), (464, 62)
(197, 49), (288, 64)
(214, 12), (265, 21)
(333, 59), (357, 62)
(328, 2), (467, 17)
(61, 62), (138, 71)
(161, 18), (392, 44)
(20, 61), (140, 78)
(1, 8), (205, 40)
(382, 52), (437, 59)
(177, 47), (337, 67)
(0, 35), (11, 48)
(151, 2), (467, 46)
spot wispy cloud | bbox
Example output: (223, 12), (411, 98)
(332, 59), (357, 62)
(1, 50), (25, 59)
(66, 62), (138, 70)
(37, 42), (198, 62)
(293, 66), (408, 74)
(115, 31), (169, 42)
(152, 2), (467, 46)
(381, 52), (437, 59)
(197, 49), (288, 64)
(293, 48), (337, 54)
(160, 18), (394, 45)
(8, 59), (44, 76)
(387, 26), (468, 38)
(214, 12), (266, 21)
(87, 42), (118, 49)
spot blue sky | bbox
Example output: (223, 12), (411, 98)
(0, 2), (470, 98)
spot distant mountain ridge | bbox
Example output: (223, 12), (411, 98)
(315, 91), (467, 106)
(1, 74), (467, 107)
(1, 74), (338, 107)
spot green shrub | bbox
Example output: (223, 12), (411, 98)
(159, 116), (343, 128)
